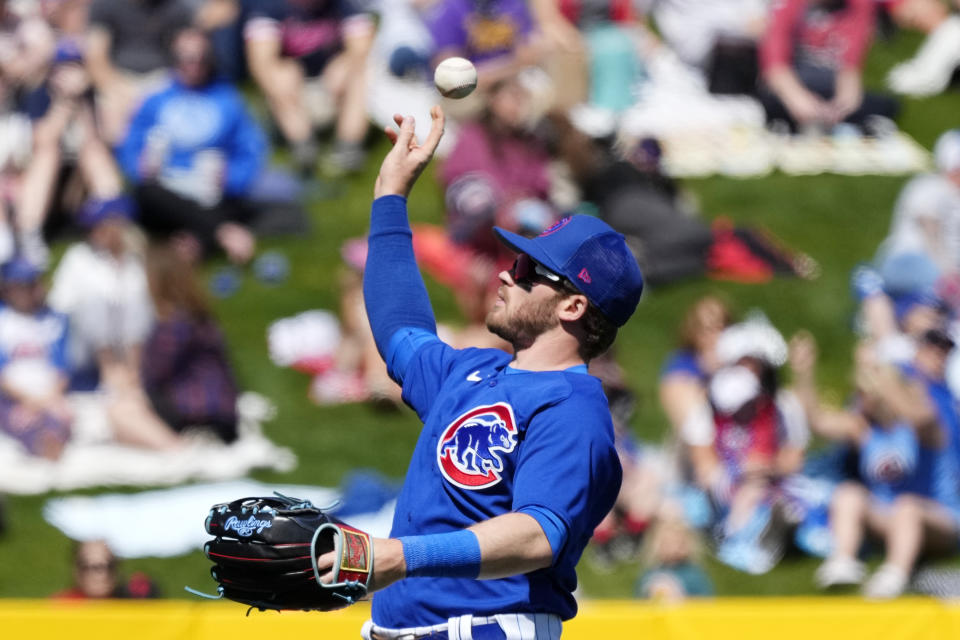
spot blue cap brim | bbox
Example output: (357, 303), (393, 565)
(493, 226), (567, 278)
(1, 261), (41, 283)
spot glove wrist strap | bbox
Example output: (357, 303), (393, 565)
(312, 522), (374, 604)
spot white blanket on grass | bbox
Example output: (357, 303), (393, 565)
(43, 481), (396, 558)
(0, 392), (296, 495)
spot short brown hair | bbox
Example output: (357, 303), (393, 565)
(579, 302), (618, 361)
(553, 280), (619, 362)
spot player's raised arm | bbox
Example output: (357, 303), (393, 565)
(363, 108), (446, 383)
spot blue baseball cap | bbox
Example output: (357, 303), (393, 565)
(53, 41), (84, 66)
(494, 215), (643, 327)
(1, 256), (43, 284)
(892, 290), (945, 322)
(77, 195), (136, 229)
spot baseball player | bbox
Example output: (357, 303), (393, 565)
(316, 105), (644, 640)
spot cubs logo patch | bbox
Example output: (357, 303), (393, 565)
(437, 403), (518, 490)
(868, 451), (911, 485)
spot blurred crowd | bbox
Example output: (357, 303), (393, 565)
(0, 0), (957, 600)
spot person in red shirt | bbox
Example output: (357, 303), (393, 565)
(759, 0), (898, 131)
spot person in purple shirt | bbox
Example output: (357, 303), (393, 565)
(142, 246), (239, 443)
(425, 0), (544, 90)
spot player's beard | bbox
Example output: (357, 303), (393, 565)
(486, 290), (562, 350)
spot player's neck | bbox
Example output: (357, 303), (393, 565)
(510, 326), (585, 372)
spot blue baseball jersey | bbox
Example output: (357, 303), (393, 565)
(0, 303), (70, 374)
(371, 339), (622, 628)
(860, 422), (960, 517)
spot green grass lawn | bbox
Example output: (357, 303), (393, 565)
(1, 29), (959, 600)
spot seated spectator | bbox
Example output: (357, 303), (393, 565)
(0, 257), (71, 460)
(682, 318), (809, 573)
(48, 197), (152, 391)
(142, 245), (240, 443)
(876, 129), (960, 279)
(54, 540), (159, 599)
(635, 509), (714, 601)
(885, 0), (960, 97)
(243, 0), (374, 175)
(853, 152), (959, 367)
(908, 328), (960, 466)
(759, 0), (899, 133)
(119, 27), (267, 264)
(16, 47), (125, 267)
(792, 335), (960, 598)
(425, 0), (544, 92)
(48, 197), (184, 452)
(84, 0), (194, 144)
(659, 296), (732, 437)
(86, 0), (196, 143)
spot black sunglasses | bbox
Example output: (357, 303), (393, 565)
(508, 254), (566, 292)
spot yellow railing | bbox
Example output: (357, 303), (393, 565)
(3, 597), (960, 639)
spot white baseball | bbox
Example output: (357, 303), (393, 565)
(434, 57), (478, 99)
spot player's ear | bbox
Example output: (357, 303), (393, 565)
(557, 294), (588, 323)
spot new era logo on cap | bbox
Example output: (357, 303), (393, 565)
(578, 268), (592, 284)
(538, 217), (572, 237)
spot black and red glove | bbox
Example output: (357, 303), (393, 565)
(198, 495), (373, 611)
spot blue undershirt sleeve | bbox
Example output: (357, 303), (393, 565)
(363, 195), (439, 382)
(516, 505), (569, 565)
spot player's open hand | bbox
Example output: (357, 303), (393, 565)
(374, 106), (445, 200)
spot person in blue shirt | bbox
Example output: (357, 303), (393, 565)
(316, 106), (644, 639)
(0, 257), (72, 460)
(792, 333), (960, 599)
(907, 328), (960, 470)
(118, 27), (266, 264)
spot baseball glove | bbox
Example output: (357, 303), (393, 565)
(194, 494), (373, 611)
